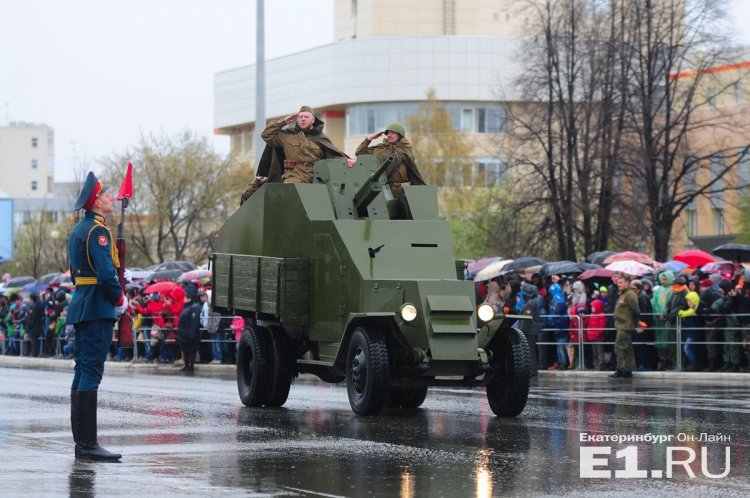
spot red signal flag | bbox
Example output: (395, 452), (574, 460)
(117, 162), (133, 200)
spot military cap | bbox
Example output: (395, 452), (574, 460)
(73, 171), (109, 211)
(299, 105), (316, 117)
(385, 122), (406, 137)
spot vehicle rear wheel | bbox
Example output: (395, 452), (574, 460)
(485, 327), (530, 417)
(265, 326), (293, 407)
(237, 325), (269, 407)
(385, 386), (428, 408)
(346, 327), (389, 415)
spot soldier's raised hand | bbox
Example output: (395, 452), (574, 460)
(284, 112), (299, 124)
(367, 130), (385, 140)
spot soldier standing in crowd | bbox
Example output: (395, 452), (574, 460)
(67, 171), (128, 461)
(611, 274), (640, 379)
(241, 106), (350, 202)
(355, 123), (425, 198)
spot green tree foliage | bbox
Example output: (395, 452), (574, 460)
(101, 131), (250, 266)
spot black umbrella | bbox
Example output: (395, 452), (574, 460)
(149, 269), (182, 281)
(539, 260), (581, 276)
(577, 262), (602, 271)
(502, 257), (546, 273)
(711, 243), (750, 262)
(586, 250), (614, 265)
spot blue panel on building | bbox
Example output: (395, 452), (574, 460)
(0, 199), (13, 263)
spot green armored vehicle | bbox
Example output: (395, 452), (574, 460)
(210, 155), (530, 416)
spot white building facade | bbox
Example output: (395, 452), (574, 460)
(214, 0), (527, 187)
(0, 122), (55, 198)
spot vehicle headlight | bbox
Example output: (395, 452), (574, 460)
(477, 303), (495, 323)
(400, 303), (418, 322)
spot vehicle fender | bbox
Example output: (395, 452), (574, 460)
(334, 313), (402, 368)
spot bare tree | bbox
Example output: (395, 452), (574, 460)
(502, 0), (627, 261)
(506, 0), (748, 261)
(619, 0), (749, 260)
(101, 131), (249, 266)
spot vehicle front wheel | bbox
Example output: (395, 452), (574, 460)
(485, 327), (530, 417)
(237, 325), (269, 407)
(346, 327), (389, 415)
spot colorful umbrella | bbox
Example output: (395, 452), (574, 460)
(177, 269), (211, 283)
(605, 261), (653, 276)
(603, 251), (654, 265)
(673, 249), (716, 269)
(700, 261), (735, 277)
(654, 260), (689, 273)
(578, 268), (614, 280)
(473, 259), (514, 281)
(144, 281), (179, 295)
(467, 257), (503, 278)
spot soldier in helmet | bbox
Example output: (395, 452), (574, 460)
(66, 171), (128, 461)
(355, 123), (425, 198)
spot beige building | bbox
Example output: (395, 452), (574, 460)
(0, 122), (55, 198)
(672, 53), (750, 253)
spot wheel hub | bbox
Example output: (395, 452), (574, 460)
(351, 348), (367, 394)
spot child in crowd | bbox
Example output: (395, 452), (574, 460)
(587, 298), (607, 370)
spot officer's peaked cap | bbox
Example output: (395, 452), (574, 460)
(73, 171), (110, 211)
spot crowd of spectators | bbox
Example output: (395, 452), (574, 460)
(476, 267), (750, 375)
(0, 281), (243, 370)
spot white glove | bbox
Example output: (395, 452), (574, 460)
(114, 297), (129, 316)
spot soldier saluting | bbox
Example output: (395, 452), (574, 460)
(67, 171), (128, 461)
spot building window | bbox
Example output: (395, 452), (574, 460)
(714, 208), (724, 235)
(31, 181), (38, 191)
(31, 159), (38, 169)
(684, 155), (697, 208)
(31, 137), (38, 148)
(461, 109), (474, 132)
(707, 86), (717, 107)
(687, 209), (697, 237)
(346, 103), (507, 136)
(735, 82), (743, 104)
(493, 12), (500, 21)
(474, 158), (507, 187)
(710, 152), (724, 208)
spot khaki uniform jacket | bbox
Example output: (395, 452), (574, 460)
(614, 287), (641, 332)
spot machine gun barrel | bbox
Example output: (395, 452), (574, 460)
(353, 155), (394, 216)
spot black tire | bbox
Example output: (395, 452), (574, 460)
(346, 327), (389, 415)
(265, 326), (293, 407)
(237, 326), (269, 407)
(486, 327), (530, 417)
(385, 386), (428, 409)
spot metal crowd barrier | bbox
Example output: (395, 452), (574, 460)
(535, 311), (750, 372)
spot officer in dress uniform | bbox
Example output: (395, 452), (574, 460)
(67, 171), (128, 461)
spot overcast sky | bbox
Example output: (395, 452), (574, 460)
(2, 0), (750, 183)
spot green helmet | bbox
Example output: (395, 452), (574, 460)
(385, 122), (406, 138)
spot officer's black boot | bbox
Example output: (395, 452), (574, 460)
(75, 390), (121, 462)
(70, 389), (79, 443)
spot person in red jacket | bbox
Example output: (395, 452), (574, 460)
(136, 293), (165, 362)
(587, 299), (607, 370)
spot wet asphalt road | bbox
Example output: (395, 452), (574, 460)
(1, 364), (749, 497)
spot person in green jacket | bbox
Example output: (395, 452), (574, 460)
(355, 123), (425, 198)
(611, 274), (640, 379)
(651, 270), (675, 370)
